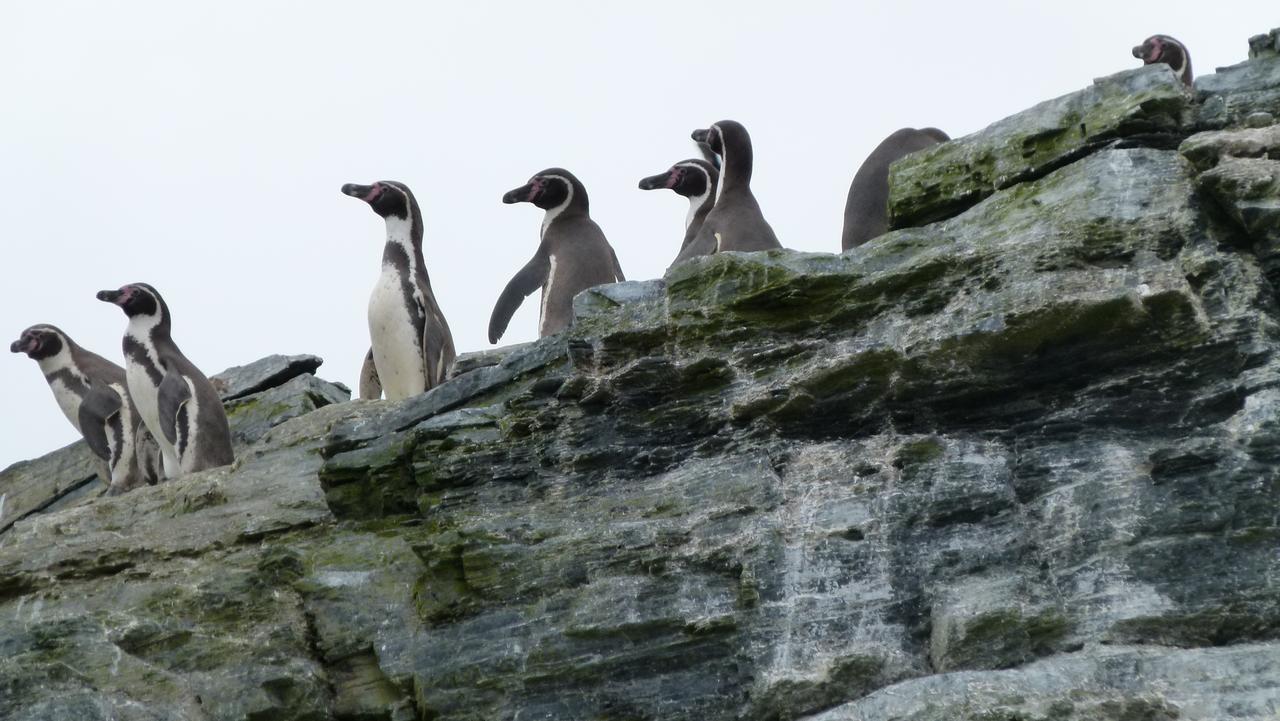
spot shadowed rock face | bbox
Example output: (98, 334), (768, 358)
(4, 28), (1280, 721)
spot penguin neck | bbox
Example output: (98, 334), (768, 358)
(127, 313), (170, 355)
(540, 192), (583, 239)
(717, 145), (752, 202)
(35, 342), (79, 379)
(686, 184), (713, 231)
(1173, 52), (1192, 86)
(382, 216), (425, 270)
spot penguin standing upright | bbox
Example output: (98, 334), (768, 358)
(1133, 35), (1193, 86)
(677, 120), (781, 265)
(341, 180), (456, 401)
(489, 168), (625, 343)
(638, 156), (720, 268)
(10, 324), (159, 494)
(842, 127), (950, 250)
(96, 283), (234, 478)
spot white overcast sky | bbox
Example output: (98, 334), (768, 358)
(1, 2), (1273, 469)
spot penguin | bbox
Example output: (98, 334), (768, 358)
(1133, 34), (1193, 87)
(678, 120), (781, 265)
(841, 127), (950, 250)
(638, 156), (720, 267)
(696, 140), (721, 170)
(9, 324), (158, 494)
(341, 180), (456, 401)
(95, 283), (234, 478)
(489, 168), (625, 343)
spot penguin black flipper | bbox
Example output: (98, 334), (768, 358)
(78, 384), (123, 468)
(488, 250), (550, 344)
(421, 309), (455, 387)
(413, 282), (456, 387)
(359, 348), (383, 400)
(156, 369), (193, 451)
(609, 246), (626, 283)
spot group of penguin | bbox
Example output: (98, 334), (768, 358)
(11, 286), (231, 495)
(10, 35), (1193, 497)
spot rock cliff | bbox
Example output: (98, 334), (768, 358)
(3, 29), (1280, 721)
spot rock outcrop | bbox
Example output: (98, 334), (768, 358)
(3, 29), (1280, 721)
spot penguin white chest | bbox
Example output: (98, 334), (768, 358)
(125, 358), (178, 478)
(368, 269), (427, 401)
(47, 377), (85, 432)
(539, 253), (558, 337)
(125, 362), (163, 446)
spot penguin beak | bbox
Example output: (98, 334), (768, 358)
(503, 183), (537, 204)
(341, 183), (381, 203)
(638, 171), (675, 191)
(691, 128), (710, 143)
(10, 336), (36, 355)
(96, 289), (123, 305)
(1132, 44), (1145, 60)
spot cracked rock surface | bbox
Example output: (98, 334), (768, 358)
(3, 27), (1280, 721)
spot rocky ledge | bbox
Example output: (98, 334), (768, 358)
(3, 30), (1280, 721)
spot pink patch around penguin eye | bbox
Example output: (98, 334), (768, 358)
(665, 171), (679, 189)
(365, 184), (383, 203)
(1146, 40), (1163, 63)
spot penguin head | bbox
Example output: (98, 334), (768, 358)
(1132, 35), (1190, 80)
(503, 169), (584, 212)
(638, 160), (717, 199)
(693, 120), (748, 152)
(341, 181), (418, 221)
(691, 120), (751, 175)
(96, 283), (163, 319)
(9, 324), (67, 360)
(691, 124), (725, 157)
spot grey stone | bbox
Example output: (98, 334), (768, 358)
(888, 64), (1191, 229)
(0, 440), (99, 534)
(1180, 123), (1280, 171)
(1195, 52), (1280, 130)
(449, 342), (531, 378)
(222, 372), (350, 448)
(210, 353), (324, 400)
(1245, 111), (1276, 128)
(325, 334), (567, 452)
(1181, 124), (1280, 291)
(1249, 27), (1280, 59)
(807, 644), (1280, 720)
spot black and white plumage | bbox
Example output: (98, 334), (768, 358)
(1133, 34), (1193, 87)
(342, 180), (456, 401)
(10, 324), (159, 494)
(678, 120), (781, 265)
(841, 127), (950, 250)
(95, 283), (234, 477)
(489, 168), (625, 343)
(638, 157), (720, 268)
